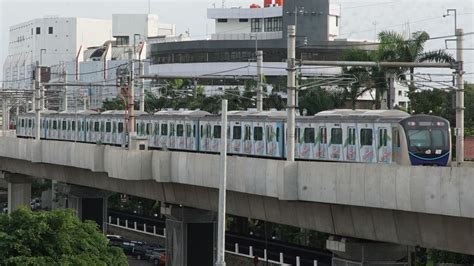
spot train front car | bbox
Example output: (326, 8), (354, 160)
(399, 115), (451, 166)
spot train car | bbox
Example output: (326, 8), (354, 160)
(398, 115), (451, 166)
(295, 110), (410, 164)
(15, 108), (452, 166)
(148, 110), (209, 151)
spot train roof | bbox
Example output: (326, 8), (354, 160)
(101, 110), (148, 116)
(153, 109), (210, 117)
(308, 109), (410, 122)
(227, 110), (287, 119)
(58, 110), (98, 115)
(23, 110), (58, 116)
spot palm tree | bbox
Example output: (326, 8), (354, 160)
(377, 30), (455, 93)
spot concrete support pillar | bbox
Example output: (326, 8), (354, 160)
(161, 204), (217, 266)
(56, 184), (111, 232)
(1, 172), (33, 213)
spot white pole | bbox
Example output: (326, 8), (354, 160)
(2, 98), (7, 131)
(216, 99), (228, 266)
(35, 63), (41, 140)
(287, 25), (296, 161)
(63, 70), (68, 111)
(256, 50), (263, 112)
(139, 60), (145, 112)
(455, 28), (464, 164)
(296, 256), (301, 266)
(129, 59), (136, 147)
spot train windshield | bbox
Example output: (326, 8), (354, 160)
(406, 128), (448, 152)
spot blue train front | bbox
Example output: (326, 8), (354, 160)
(399, 115), (451, 166)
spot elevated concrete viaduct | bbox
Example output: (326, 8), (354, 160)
(0, 136), (473, 255)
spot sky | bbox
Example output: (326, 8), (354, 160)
(1, 0), (473, 83)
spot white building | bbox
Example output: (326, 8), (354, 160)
(3, 17), (112, 90)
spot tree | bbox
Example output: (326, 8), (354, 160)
(0, 207), (127, 265)
(378, 30), (454, 94)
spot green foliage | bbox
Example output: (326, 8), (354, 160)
(465, 83), (474, 133)
(0, 207), (127, 265)
(428, 249), (473, 264)
(298, 87), (340, 115)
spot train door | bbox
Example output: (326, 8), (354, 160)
(41, 119), (47, 139)
(346, 125), (357, 161)
(104, 120), (112, 144)
(199, 122), (211, 152)
(392, 127), (401, 164)
(230, 121), (242, 154)
(253, 122), (265, 156)
(328, 124), (343, 161)
(185, 122), (195, 150)
(315, 125), (328, 160)
(300, 123), (314, 159)
(169, 122), (176, 149)
(152, 121), (159, 148)
(376, 124), (392, 163)
(176, 122), (186, 150)
(160, 121), (169, 149)
(146, 121), (153, 147)
(242, 122), (253, 154)
(211, 122), (221, 152)
(117, 120), (125, 146)
(358, 123), (375, 163)
(265, 123), (279, 158)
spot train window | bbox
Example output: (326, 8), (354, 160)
(68, 121), (71, 131)
(254, 126), (263, 141)
(200, 125), (204, 138)
(94, 122), (100, 132)
(100, 122), (105, 132)
(154, 123), (159, 135)
(118, 122), (124, 133)
(146, 123), (152, 135)
(360, 129), (373, 146)
(432, 129), (446, 148)
(227, 126), (231, 139)
(106, 122), (111, 133)
(62, 121), (66, 130)
(141, 123), (146, 135)
(177, 124), (184, 137)
(304, 128), (315, 143)
(53, 120), (57, 130)
(213, 125), (221, 139)
(27, 119), (32, 128)
(244, 125), (251, 141)
(331, 128), (343, 145)
(320, 127), (327, 144)
(161, 123), (168, 136)
(233, 126), (242, 140)
(72, 121), (76, 131)
(379, 128), (388, 147)
(193, 125), (196, 137)
(186, 124), (192, 137)
(276, 127), (280, 141)
(348, 128), (356, 145)
(112, 122), (116, 133)
(21, 119), (25, 127)
(266, 126), (273, 142)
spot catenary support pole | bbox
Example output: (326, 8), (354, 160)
(216, 99), (228, 266)
(139, 60), (145, 112)
(129, 60), (136, 146)
(287, 25), (296, 162)
(455, 28), (464, 164)
(63, 70), (68, 111)
(256, 50), (263, 111)
(35, 63), (41, 140)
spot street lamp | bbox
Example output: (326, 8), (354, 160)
(443, 9), (457, 34)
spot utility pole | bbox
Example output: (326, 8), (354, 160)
(287, 25), (296, 162)
(129, 59), (136, 146)
(216, 99), (228, 266)
(35, 62), (41, 140)
(139, 60), (145, 112)
(2, 98), (8, 131)
(63, 69), (68, 111)
(256, 50), (263, 111)
(387, 73), (396, 109)
(455, 28), (464, 164)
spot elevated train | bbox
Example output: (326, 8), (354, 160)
(16, 109), (451, 166)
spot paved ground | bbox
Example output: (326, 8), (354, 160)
(127, 257), (154, 266)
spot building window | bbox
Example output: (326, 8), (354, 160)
(264, 17), (282, 32)
(251, 18), (262, 32)
(217, 19), (228, 23)
(115, 36), (129, 46)
(48, 27), (53, 34)
(239, 18), (249, 23)
(398, 90), (402, 96)
(36, 27), (40, 34)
